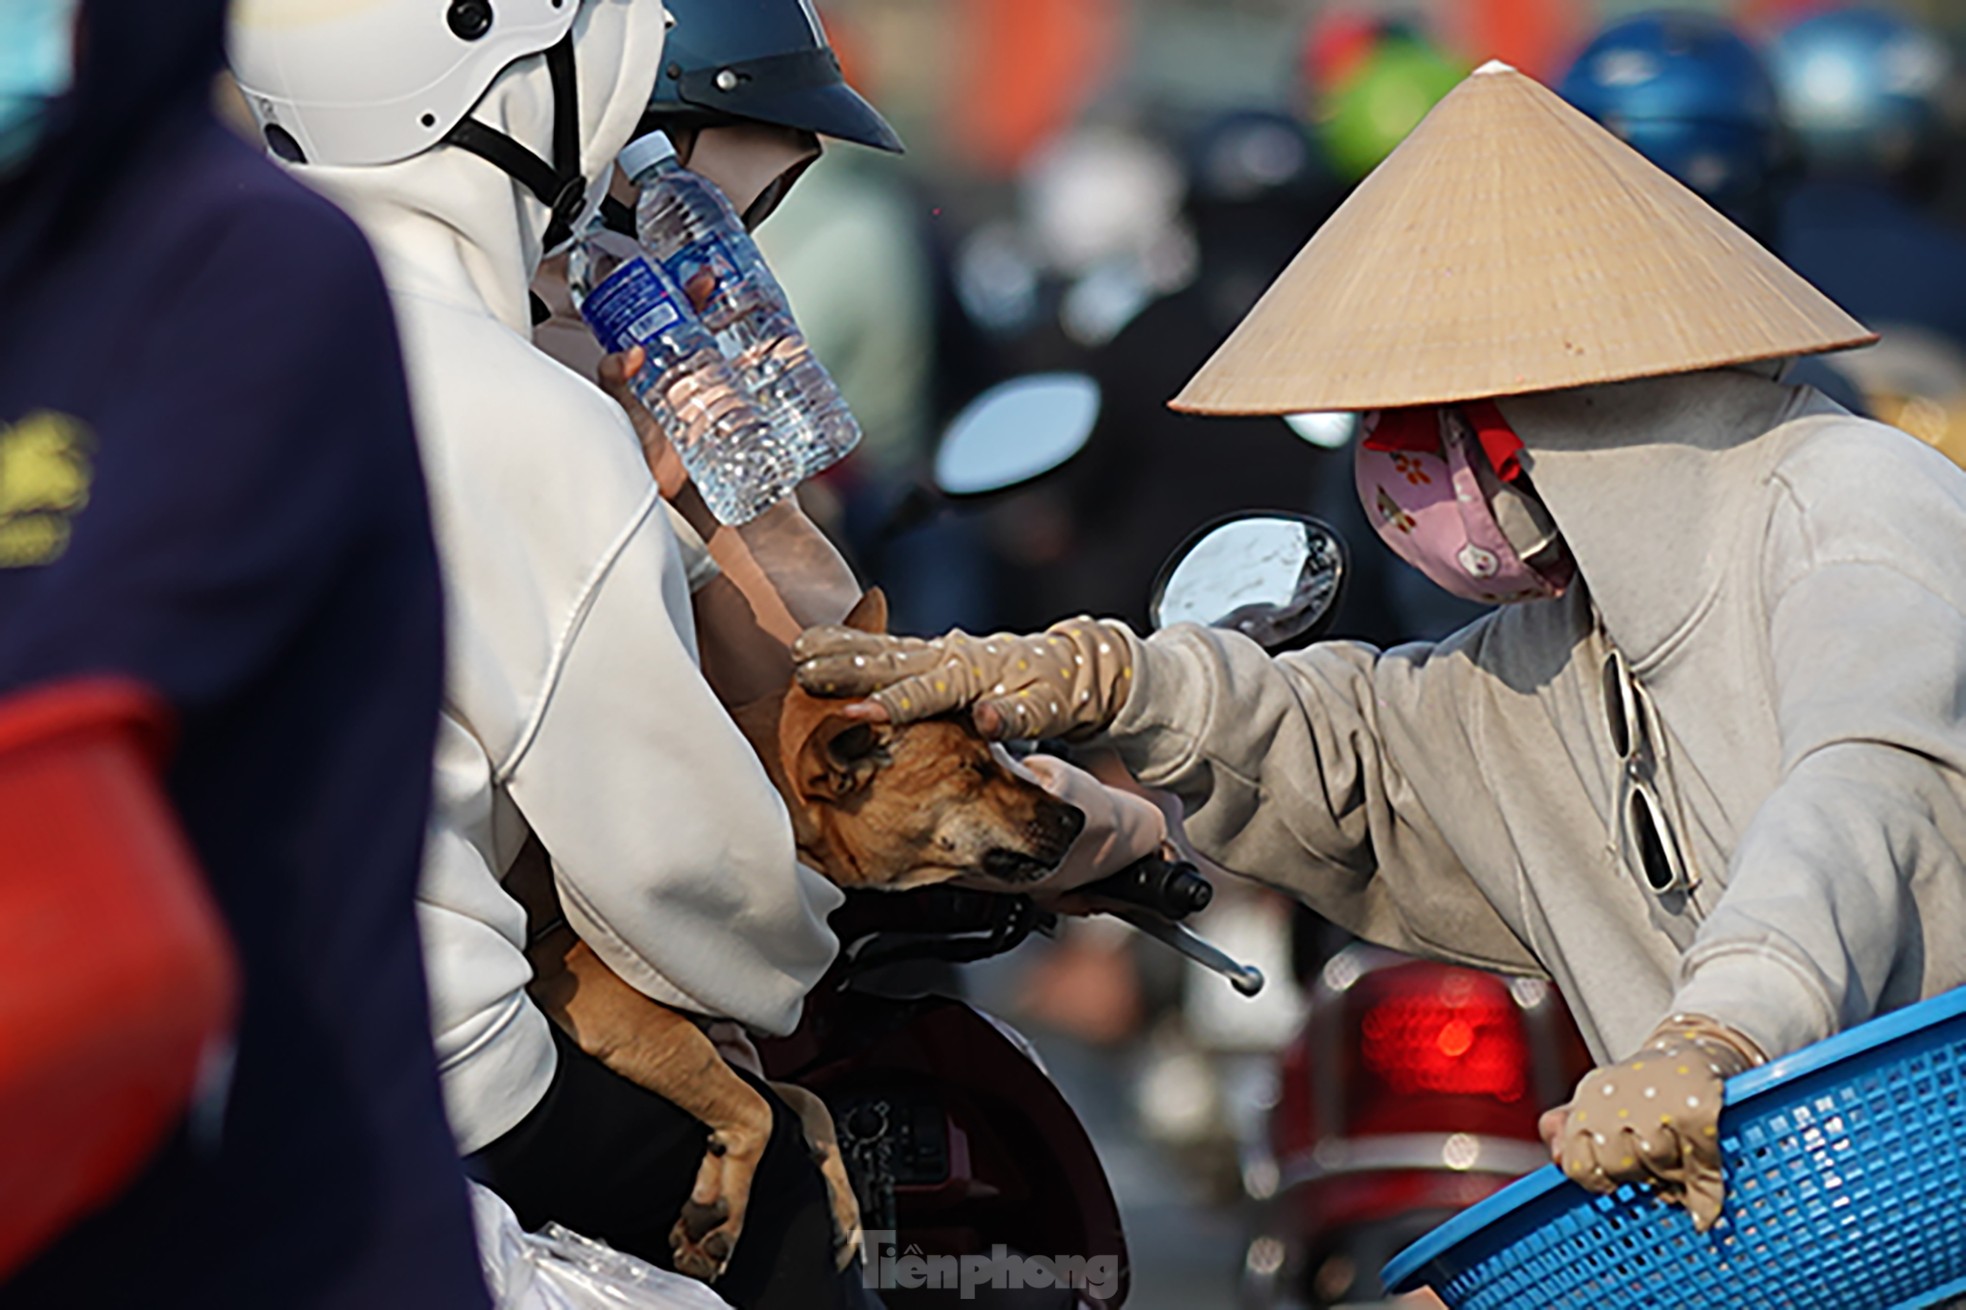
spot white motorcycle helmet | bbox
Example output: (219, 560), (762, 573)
(229, 0), (620, 247)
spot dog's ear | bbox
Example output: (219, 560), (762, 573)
(795, 715), (893, 802)
(843, 588), (889, 635)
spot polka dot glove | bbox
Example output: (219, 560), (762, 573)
(790, 618), (1136, 741)
(1553, 1014), (1766, 1231)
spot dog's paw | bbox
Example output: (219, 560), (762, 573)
(670, 1129), (762, 1283)
(671, 1196), (736, 1281)
(768, 1082), (863, 1272)
(814, 1141), (863, 1271)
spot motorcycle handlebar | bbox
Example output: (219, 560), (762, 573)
(1077, 853), (1213, 921)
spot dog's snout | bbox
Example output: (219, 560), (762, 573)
(976, 801), (1085, 883)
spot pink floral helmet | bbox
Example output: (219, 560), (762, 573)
(1353, 401), (1574, 605)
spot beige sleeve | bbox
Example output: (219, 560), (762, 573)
(1103, 622), (1542, 975)
(1673, 437), (1966, 1059)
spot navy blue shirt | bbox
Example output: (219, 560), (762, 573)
(0, 110), (487, 1307)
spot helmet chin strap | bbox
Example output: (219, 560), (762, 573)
(443, 32), (590, 253)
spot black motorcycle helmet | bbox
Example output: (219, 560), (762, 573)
(644, 0), (902, 153)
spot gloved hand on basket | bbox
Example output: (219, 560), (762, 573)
(791, 618), (1136, 742)
(1541, 1014), (1766, 1231)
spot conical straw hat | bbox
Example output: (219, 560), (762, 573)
(1172, 61), (1875, 416)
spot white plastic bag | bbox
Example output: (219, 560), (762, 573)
(470, 1182), (735, 1310)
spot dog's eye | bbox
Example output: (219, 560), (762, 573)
(829, 723), (880, 763)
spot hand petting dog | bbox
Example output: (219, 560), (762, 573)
(792, 618), (1137, 742)
(978, 751), (1169, 911)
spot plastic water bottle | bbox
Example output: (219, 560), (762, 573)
(617, 132), (862, 481)
(568, 219), (795, 524)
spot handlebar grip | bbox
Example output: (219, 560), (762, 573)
(1081, 854), (1213, 921)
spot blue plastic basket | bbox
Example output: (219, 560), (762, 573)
(1382, 987), (1966, 1310)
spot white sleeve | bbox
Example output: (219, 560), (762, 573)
(662, 501), (721, 593)
(401, 312), (835, 1039)
(417, 713), (561, 1150)
(503, 497), (840, 1036)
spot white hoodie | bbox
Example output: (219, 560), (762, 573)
(297, 0), (841, 1154)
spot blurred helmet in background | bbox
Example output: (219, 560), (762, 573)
(1015, 123), (1196, 346)
(1558, 11), (1785, 237)
(1311, 27), (1466, 184)
(1768, 7), (1954, 188)
(1021, 123), (1187, 279)
(645, 0), (901, 152)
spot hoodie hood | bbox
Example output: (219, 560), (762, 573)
(1498, 367), (1832, 662)
(296, 0), (665, 335)
(0, 0), (226, 295)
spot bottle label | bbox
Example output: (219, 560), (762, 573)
(661, 235), (742, 309)
(580, 255), (685, 354)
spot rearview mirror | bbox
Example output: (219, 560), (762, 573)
(934, 373), (1100, 498)
(1148, 513), (1347, 652)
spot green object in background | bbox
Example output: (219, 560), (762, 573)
(1317, 35), (1467, 184)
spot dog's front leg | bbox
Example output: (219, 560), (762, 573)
(529, 928), (772, 1284)
(769, 1081), (862, 1271)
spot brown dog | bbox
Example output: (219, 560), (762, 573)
(734, 591), (1087, 889)
(524, 590), (1083, 1283)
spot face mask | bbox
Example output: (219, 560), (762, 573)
(0, 0), (81, 178)
(1354, 402), (1574, 605)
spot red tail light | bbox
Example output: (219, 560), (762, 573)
(1338, 962), (1538, 1140)
(1359, 985), (1528, 1103)
(1264, 949), (1595, 1238)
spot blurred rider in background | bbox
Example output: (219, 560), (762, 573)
(1307, 20), (1466, 189)
(1038, 111), (1361, 636)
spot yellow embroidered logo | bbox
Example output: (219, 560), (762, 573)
(0, 411), (94, 568)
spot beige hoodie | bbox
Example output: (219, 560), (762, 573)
(294, 0), (841, 1154)
(1107, 368), (1966, 1065)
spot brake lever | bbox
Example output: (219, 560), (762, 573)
(1077, 854), (1266, 996)
(1111, 909), (1265, 997)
